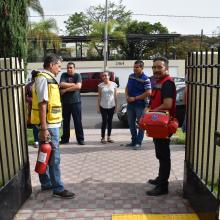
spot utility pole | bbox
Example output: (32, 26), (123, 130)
(104, 0), (108, 71)
(200, 29), (203, 51)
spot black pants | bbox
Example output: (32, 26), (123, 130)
(153, 138), (171, 187)
(100, 106), (115, 138)
(61, 102), (84, 143)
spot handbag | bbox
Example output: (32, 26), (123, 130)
(139, 110), (178, 138)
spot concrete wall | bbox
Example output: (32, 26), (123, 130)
(27, 59), (185, 88)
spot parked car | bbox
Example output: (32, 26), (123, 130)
(150, 76), (185, 89)
(117, 86), (186, 127)
(80, 71), (119, 93)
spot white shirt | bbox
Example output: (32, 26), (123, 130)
(98, 81), (117, 109)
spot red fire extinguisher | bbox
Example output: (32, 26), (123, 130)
(35, 142), (52, 174)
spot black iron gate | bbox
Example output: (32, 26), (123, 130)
(0, 57), (32, 220)
(183, 48), (220, 220)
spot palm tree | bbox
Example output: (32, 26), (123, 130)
(28, 18), (61, 59)
(27, 0), (44, 18)
(89, 20), (125, 58)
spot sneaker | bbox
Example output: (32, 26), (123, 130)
(78, 141), (85, 145)
(125, 142), (135, 147)
(107, 138), (114, 143)
(101, 138), (107, 144)
(133, 144), (141, 150)
(146, 186), (168, 196)
(53, 189), (75, 199)
(59, 140), (69, 144)
(33, 142), (39, 148)
(148, 177), (160, 185)
(41, 186), (53, 191)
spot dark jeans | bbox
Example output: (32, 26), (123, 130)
(27, 124), (39, 142)
(33, 125), (39, 142)
(153, 138), (171, 187)
(61, 102), (84, 143)
(100, 106), (115, 138)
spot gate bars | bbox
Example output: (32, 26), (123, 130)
(184, 48), (220, 219)
(0, 57), (28, 187)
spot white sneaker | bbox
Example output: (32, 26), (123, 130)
(133, 144), (141, 150)
(33, 142), (39, 148)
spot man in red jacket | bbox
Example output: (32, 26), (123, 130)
(146, 57), (176, 196)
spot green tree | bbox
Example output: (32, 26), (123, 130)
(64, 0), (131, 59)
(27, 0), (44, 17)
(171, 35), (217, 59)
(89, 20), (125, 58)
(0, 0), (27, 58)
(28, 18), (61, 60)
(64, 12), (92, 36)
(87, 0), (131, 23)
(65, 0), (132, 36)
(120, 21), (169, 59)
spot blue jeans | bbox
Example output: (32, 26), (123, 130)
(127, 103), (145, 145)
(39, 127), (64, 193)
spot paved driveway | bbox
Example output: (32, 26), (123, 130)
(14, 129), (193, 220)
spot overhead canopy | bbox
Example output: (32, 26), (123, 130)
(60, 34), (180, 43)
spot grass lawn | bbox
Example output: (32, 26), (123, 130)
(171, 128), (186, 145)
(27, 129), (35, 145)
(27, 128), (186, 146)
(27, 128), (63, 145)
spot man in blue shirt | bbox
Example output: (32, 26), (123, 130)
(125, 60), (151, 150)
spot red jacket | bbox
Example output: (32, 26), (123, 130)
(150, 75), (176, 117)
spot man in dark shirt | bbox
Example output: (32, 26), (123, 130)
(146, 57), (176, 196)
(59, 62), (85, 145)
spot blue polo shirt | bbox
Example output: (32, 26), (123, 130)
(127, 72), (151, 105)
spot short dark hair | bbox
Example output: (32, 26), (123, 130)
(43, 54), (62, 69)
(31, 70), (40, 79)
(153, 56), (169, 67)
(134, 60), (144, 68)
(67, 62), (75, 68)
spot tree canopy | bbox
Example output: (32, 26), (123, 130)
(120, 21), (169, 59)
(27, 0), (44, 18)
(0, 0), (27, 58)
(63, 1), (174, 59)
(28, 18), (61, 61)
(65, 0), (132, 36)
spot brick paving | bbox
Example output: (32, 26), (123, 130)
(14, 129), (193, 220)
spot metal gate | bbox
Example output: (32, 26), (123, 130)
(183, 48), (220, 220)
(0, 57), (32, 220)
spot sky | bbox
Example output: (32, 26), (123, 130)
(29, 0), (220, 36)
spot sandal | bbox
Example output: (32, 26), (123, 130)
(101, 138), (107, 144)
(107, 138), (114, 143)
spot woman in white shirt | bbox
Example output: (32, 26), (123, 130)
(97, 72), (118, 144)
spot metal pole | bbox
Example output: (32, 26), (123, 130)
(104, 0), (108, 71)
(200, 29), (203, 50)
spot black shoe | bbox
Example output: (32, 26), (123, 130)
(148, 177), (160, 185)
(53, 189), (75, 199)
(41, 186), (53, 191)
(59, 140), (69, 144)
(146, 187), (168, 196)
(125, 142), (135, 147)
(78, 141), (85, 145)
